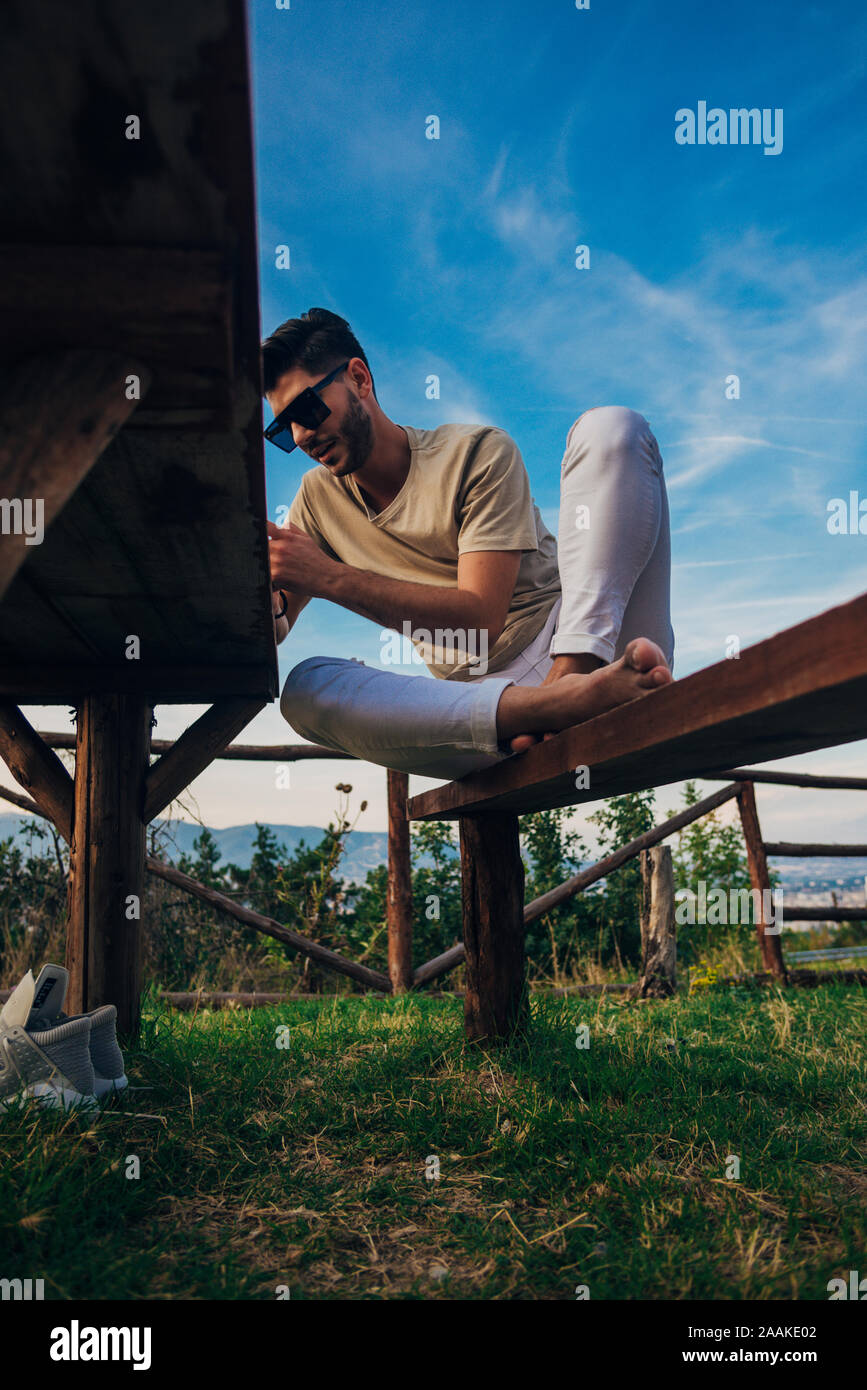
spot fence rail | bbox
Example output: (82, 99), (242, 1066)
(787, 945), (867, 964)
(2, 738), (867, 999)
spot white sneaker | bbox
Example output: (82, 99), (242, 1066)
(0, 971), (97, 1110)
(26, 964), (128, 1098)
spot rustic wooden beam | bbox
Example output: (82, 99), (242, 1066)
(386, 770), (414, 992)
(0, 701), (74, 841)
(143, 697), (267, 823)
(635, 846), (676, 998)
(460, 813), (527, 1042)
(0, 783), (43, 817)
(408, 590), (867, 820)
(39, 733), (356, 762)
(715, 769), (867, 791)
(764, 842), (867, 857)
(0, 349), (150, 601)
(0, 665), (277, 703)
(65, 695), (152, 1032)
(156, 991), (456, 1010)
(779, 906), (867, 921)
(146, 857), (392, 993)
(413, 943), (465, 989)
(736, 782), (786, 980)
(522, 782), (741, 926)
(412, 783), (742, 988)
(2, 969), (860, 1011)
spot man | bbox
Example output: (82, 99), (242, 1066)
(264, 308), (674, 780)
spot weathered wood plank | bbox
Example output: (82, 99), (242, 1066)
(777, 906), (867, 921)
(143, 697), (267, 822)
(408, 591), (867, 820)
(146, 857), (392, 993)
(0, 664), (276, 703)
(717, 769), (867, 791)
(764, 842), (867, 857)
(460, 813), (527, 1042)
(0, 784), (42, 817)
(0, 701), (74, 841)
(38, 734), (357, 761)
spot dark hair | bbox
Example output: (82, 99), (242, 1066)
(261, 307), (376, 398)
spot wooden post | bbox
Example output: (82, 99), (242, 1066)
(386, 770), (414, 992)
(459, 812), (527, 1042)
(636, 845), (676, 998)
(65, 695), (152, 1033)
(737, 781), (786, 980)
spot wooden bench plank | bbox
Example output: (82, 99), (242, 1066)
(408, 591), (867, 820)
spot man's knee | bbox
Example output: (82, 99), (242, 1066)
(280, 656), (342, 742)
(568, 405), (650, 456)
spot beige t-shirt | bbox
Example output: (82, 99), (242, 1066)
(287, 422), (561, 679)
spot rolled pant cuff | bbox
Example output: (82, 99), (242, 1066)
(467, 676), (515, 755)
(548, 632), (616, 662)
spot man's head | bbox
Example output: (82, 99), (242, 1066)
(262, 308), (377, 478)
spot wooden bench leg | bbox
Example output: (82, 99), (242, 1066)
(65, 694), (152, 1033)
(386, 770), (413, 993)
(459, 812), (527, 1042)
(737, 781), (787, 981)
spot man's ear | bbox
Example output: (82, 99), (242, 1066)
(348, 358), (373, 399)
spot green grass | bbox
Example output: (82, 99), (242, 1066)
(1, 983), (865, 1300)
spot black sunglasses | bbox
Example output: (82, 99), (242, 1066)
(263, 360), (350, 455)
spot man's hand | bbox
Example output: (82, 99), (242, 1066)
(266, 520), (338, 595)
(266, 520), (522, 649)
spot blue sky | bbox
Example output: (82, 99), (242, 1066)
(253, 0), (866, 671)
(243, 0), (867, 844)
(12, 0), (867, 850)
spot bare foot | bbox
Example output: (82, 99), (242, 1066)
(501, 638), (672, 752)
(510, 653), (608, 752)
(542, 653), (605, 685)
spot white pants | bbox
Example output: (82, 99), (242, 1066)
(280, 406), (673, 781)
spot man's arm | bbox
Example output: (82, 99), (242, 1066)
(267, 523), (522, 644)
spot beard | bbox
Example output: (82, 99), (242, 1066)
(327, 394), (373, 478)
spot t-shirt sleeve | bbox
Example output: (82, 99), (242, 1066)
(286, 478), (341, 561)
(456, 428), (539, 554)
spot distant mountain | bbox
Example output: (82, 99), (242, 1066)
(0, 813), (390, 885)
(2, 811), (865, 900)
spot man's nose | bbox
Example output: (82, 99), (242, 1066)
(292, 420), (317, 450)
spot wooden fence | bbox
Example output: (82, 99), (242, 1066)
(3, 735), (866, 1006)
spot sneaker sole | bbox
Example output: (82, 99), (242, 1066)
(2, 1081), (99, 1111)
(93, 1073), (128, 1098)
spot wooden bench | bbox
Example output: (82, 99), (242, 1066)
(407, 591), (867, 1041)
